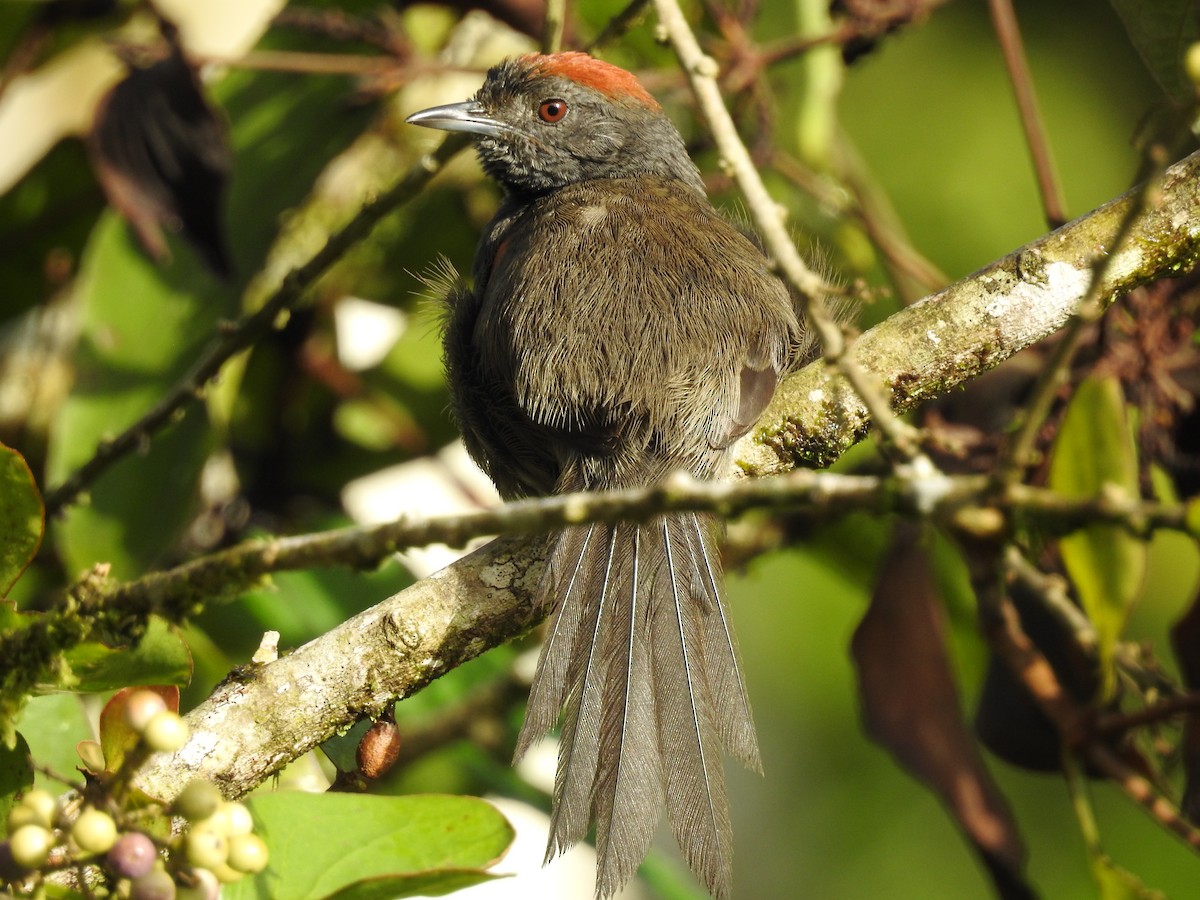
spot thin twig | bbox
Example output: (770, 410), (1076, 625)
(987, 0), (1067, 228)
(1095, 693), (1200, 736)
(587, 0), (651, 51)
(77, 475), (1197, 622)
(650, 0), (925, 459)
(979, 566), (1200, 853)
(1002, 545), (1097, 650)
(542, 0), (567, 53)
(42, 132), (471, 516)
(11, 462), (1200, 714)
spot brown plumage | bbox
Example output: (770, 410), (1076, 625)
(408, 52), (807, 899)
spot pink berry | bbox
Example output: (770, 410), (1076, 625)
(106, 831), (157, 879)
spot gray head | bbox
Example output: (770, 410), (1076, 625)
(406, 52), (705, 198)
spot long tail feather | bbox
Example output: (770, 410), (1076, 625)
(593, 525), (663, 896)
(685, 514), (761, 774)
(655, 516), (734, 900)
(519, 512), (756, 898)
(515, 524), (599, 761)
(544, 526), (623, 859)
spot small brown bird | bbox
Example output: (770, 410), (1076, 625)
(408, 52), (806, 899)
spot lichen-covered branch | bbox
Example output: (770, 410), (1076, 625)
(739, 147), (1200, 475)
(134, 536), (544, 799)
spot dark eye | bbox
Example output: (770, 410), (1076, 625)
(538, 99), (568, 123)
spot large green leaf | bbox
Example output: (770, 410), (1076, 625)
(13, 692), (93, 792)
(1109, 0), (1200, 102)
(0, 442), (42, 596)
(321, 870), (501, 899)
(223, 792), (513, 900)
(59, 616), (192, 693)
(0, 732), (34, 838)
(1048, 374), (1146, 696)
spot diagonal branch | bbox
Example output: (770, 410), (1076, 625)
(740, 147), (1200, 475)
(132, 147), (1200, 801)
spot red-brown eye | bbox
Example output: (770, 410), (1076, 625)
(538, 99), (568, 123)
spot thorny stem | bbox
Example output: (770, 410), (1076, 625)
(651, 0), (925, 460)
(987, 0), (1067, 228)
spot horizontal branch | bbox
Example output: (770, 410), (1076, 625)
(130, 472), (1192, 798)
(95, 470), (1193, 618)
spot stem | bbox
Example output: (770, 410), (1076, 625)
(987, 0), (1067, 228)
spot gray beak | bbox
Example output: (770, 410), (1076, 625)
(405, 100), (507, 138)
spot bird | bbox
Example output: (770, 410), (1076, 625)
(407, 51), (808, 899)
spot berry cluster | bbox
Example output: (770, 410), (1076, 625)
(1, 690), (269, 899)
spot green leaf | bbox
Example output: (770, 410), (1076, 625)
(0, 442), (43, 596)
(46, 212), (222, 580)
(13, 693), (92, 792)
(0, 733), (34, 838)
(223, 792), (513, 900)
(1109, 0), (1200, 102)
(321, 869), (502, 899)
(1049, 374), (1147, 696)
(59, 617), (192, 693)
(1093, 852), (1166, 899)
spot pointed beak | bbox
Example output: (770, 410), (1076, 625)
(405, 100), (507, 137)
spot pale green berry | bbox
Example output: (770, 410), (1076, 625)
(214, 801), (254, 837)
(125, 690), (169, 733)
(172, 780), (222, 823)
(210, 861), (245, 884)
(18, 789), (58, 828)
(142, 711), (189, 753)
(8, 824), (55, 869)
(129, 868), (176, 900)
(72, 807), (119, 854)
(226, 833), (269, 874)
(184, 825), (228, 871)
(6, 805), (40, 832)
